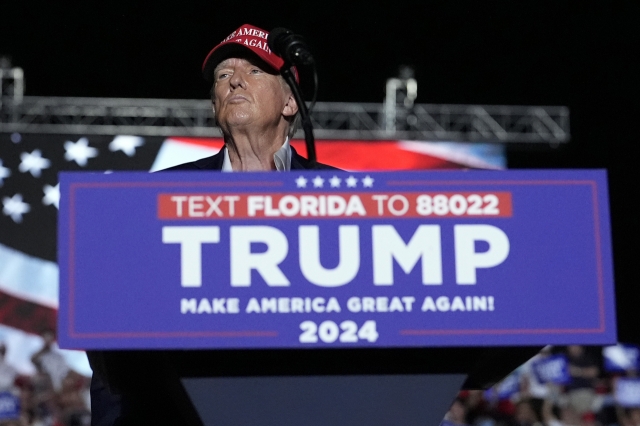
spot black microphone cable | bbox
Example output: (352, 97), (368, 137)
(268, 27), (319, 164)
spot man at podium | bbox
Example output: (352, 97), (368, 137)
(90, 23), (336, 425)
(168, 23), (336, 173)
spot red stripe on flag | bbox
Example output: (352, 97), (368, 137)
(166, 137), (225, 150)
(0, 289), (57, 335)
(291, 140), (464, 170)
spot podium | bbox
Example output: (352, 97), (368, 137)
(58, 170), (616, 425)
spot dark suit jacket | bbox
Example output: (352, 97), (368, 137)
(163, 145), (338, 171)
(90, 145), (338, 426)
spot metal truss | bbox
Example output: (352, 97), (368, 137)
(0, 96), (569, 143)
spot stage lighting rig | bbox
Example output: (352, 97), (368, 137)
(0, 57), (24, 106)
(384, 65), (418, 132)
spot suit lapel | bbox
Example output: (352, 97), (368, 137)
(290, 146), (314, 170)
(198, 149), (225, 170)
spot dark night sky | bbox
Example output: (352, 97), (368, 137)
(2, 0), (639, 341)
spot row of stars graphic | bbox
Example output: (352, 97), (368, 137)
(2, 184), (59, 216)
(0, 136), (144, 182)
(1, 136), (144, 223)
(295, 175), (374, 188)
(2, 183), (59, 223)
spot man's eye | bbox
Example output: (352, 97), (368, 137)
(250, 68), (262, 74)
(216, 72), (230, 80)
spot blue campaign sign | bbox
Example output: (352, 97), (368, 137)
(0, 392), (20, 420)
(532, 354), (570, 384)
(615, 378), (640, 407)
(485, 371), (521, 401)
(57, 170), (616, 350)
(603, 344), (640, 372)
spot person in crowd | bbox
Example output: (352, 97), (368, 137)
(28, 357), (56, 425)
(0, 343), (22, 426)
(88, 23), (338, 426)
(617, 407), (640, 426)
(464, 390), (492, 426)
(30, 330), (69, 393)
(442, 398), (470, 426)
(57, 371), (90, 425)
(565, 346), (600, 416)
(513, 399), (544, 426)
(519, 346), (555, 422)
(0, 343), (17, 392)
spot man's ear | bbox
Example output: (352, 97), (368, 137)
(282, 93), (298, 118)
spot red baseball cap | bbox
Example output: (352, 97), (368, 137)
(202, 24), (296, 83)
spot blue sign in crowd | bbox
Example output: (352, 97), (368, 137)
(442, 345), (640, 426)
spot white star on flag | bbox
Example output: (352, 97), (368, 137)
(362, 175), (375, 187)
(346, 176), (358, 188)
(43, 183), (60, 209)
(109, 135), (144, 157)
(64, 137), (98, 167)
(2, 193), (30, 223)
(19, 150), (51, 178)
(295, 176), (308, 188)
(313, 176), (325, 188)
(0, 159), (11, 186)
(329, 176), (341, 188)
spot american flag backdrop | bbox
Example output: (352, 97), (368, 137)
(0, 133), (163, 375)
(0, 132), (504, 376)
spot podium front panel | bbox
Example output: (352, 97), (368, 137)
(58, 170), (616, 350)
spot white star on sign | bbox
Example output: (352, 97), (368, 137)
(295, 176), (308, 188)
(345, 175), (358, 188)
(0, 159), (11, 186)
(313, 176), (325, 188)
(362, 175), (375, 188)
(109, 135), (144, 157)
(19, 150), (51, 178)
(2, 193), (30, 223)
(64, 137), (98, 167)
(43, 183), (60, 209)
(329, 176), (341, 188)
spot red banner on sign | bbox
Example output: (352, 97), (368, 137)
(157, 192), (512, 219)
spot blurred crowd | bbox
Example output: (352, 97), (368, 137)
(2, 339), (637, 426)
(0, 331), (90, 426)
(442, 345), (640, 426)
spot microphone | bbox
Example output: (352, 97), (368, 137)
(267, 27), (314, 66)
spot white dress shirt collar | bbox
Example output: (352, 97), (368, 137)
(221, 138), (291, 172)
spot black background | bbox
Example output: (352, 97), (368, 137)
(1, 0), (638, 343)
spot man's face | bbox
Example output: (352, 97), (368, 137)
(212, 54), (297, 133)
